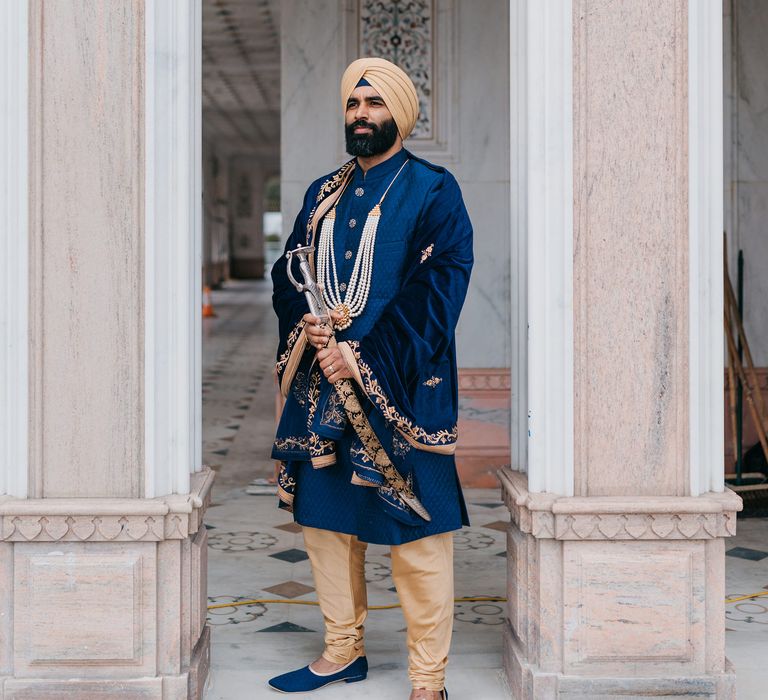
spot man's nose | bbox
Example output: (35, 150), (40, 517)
(354, 102), (369, 121)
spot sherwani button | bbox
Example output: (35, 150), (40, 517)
(349, 219), (357, 228)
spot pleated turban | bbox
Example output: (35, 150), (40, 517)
(341, 57), (420, 140)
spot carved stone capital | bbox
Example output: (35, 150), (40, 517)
(0, 466), (215, 543)
(499, 467), (742, 541)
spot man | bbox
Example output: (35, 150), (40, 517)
(268, 57), (473, 700)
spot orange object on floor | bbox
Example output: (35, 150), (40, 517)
(202, 286), (217, 318)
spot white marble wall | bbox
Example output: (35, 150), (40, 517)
(280, 0), (511, 368)
(725, 0), (768, 365)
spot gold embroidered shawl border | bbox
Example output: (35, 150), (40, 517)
(340, 341), (458, 455)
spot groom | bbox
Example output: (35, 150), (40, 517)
(268, 56), (473, 700)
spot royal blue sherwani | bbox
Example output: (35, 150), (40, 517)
(271, 148), (473, 545)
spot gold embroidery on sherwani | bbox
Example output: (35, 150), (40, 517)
(420, 243), (434, 263)
(277, 462), (297, 507)
(345, 341), (458, 450)
(392, 433), (411, 457)
(274, 436), (310, 451)
(305, 370), (335, 467)
(314, 160), (356, 204)
(305, 161), (356, 246)
(423, 376), (443, 388)
(320, 389), (345, 427)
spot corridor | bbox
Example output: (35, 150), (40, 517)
(201, 280), (509, 698)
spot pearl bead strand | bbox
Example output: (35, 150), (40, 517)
(316, 159), (409, 330)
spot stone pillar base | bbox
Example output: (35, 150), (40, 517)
(499, 468), (741, 700)
(504, 625), (736, 699)
(0, 468), (215, 700)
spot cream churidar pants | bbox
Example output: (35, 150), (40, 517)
(302, 526), (454, 691)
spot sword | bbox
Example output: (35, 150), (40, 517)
(285, 245), (328, 322)
(284, 244), (431, 522)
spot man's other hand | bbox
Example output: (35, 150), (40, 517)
(317, 346), (354, 384)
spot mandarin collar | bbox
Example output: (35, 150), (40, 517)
(353, 147), (410, 183)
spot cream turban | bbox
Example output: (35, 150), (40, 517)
(341, 57), (420, 140)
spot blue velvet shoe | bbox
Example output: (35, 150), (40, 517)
(267, 655), (368, 693)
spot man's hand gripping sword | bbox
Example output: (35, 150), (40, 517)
(285, 245), (431, 522)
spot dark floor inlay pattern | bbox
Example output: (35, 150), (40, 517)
(208, 531), (278, 551)
(206, 596), (268, 626)
(453, 530), (496, 550)
(454, 600), (505, 626)
(726, 547), (768, 561)
(269, 548), (310, 563)
(258, 622), (315, 633)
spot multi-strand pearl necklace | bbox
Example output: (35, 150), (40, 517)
(317, 159), (409, 330)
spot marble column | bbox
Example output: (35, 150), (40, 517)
(501, 1), (741, 697)
(229, 156), (267, 279)
(0, 2), (212, 697)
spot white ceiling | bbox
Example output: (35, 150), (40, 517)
(202, 0), (281, 166)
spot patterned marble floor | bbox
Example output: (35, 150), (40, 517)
(202, 280), (768, 699)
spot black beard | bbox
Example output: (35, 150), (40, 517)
(345, 118), (399, 157)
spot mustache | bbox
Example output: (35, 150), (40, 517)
(348, 119), (380, 133)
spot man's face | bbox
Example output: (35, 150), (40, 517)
(345, 86), (399, 157)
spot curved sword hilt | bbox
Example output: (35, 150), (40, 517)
(285, 244), (329, 322)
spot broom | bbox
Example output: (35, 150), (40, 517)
(723, 236), (768, 511)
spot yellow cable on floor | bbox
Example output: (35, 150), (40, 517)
(208, 591), (768, 611)
(724, 591), (768, 604)
(208, 595), (507, 611)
